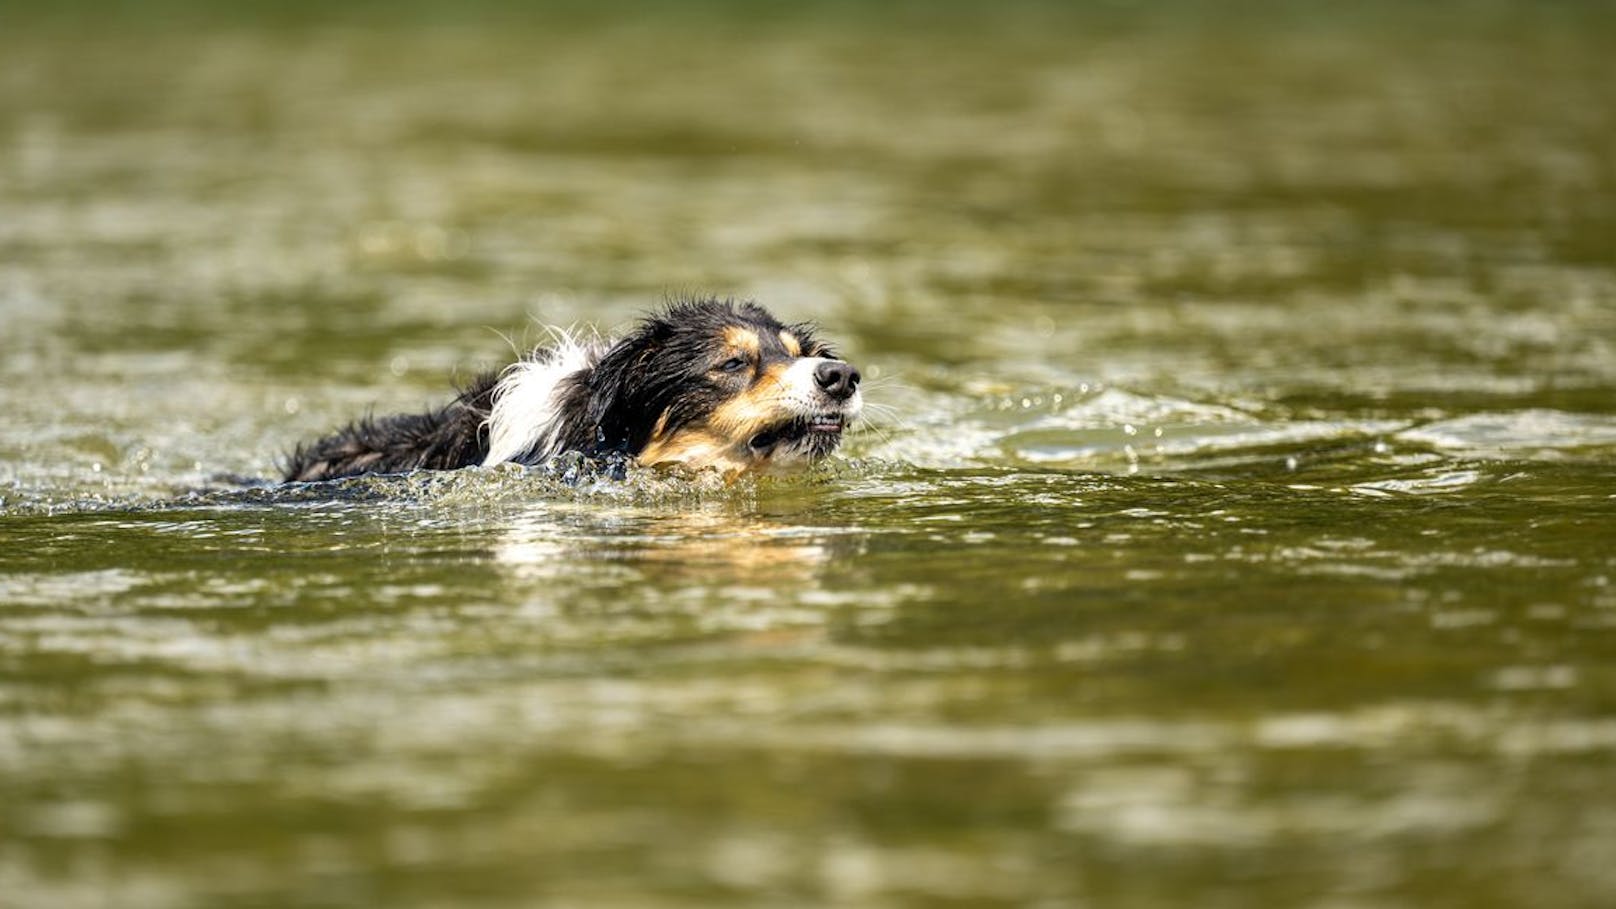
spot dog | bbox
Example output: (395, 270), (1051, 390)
(284, 298), (863, 482)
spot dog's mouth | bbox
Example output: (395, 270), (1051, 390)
(747, 413), (846, 452)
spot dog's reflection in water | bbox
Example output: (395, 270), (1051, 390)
(487, 504), (855, 648)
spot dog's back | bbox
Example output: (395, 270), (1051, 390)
(284, 377), (496, 482)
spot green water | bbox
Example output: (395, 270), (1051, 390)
(4, 3), (1616, 906)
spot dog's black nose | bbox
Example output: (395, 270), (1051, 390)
(814, 361), (861, 400)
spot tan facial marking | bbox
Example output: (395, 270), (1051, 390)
(634, 359), (801, 476)
(639, 426), (721, 464)
(646, 410), (671, 443)
(779, 330), (802, 357)
(722, 326), (761, 359)
(708, 362), (791, 438)
(638, 426), (755, 477)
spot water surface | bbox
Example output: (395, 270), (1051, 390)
(3, 3), (1616, 906)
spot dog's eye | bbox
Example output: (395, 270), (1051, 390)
(718, 357), (749, 373)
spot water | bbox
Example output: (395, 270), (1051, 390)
(4, 2), (1616, 906)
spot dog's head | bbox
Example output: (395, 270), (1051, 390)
(585, 299), (862, 475)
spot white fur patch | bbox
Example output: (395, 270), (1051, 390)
(481, 330), (606, 467)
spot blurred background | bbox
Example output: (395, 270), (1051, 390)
(2, 1), (1615, 906)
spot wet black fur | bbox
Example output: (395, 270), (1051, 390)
(283, 299), (830, 482)
(282, 376), (498, 482)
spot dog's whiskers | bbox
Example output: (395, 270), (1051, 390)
(855, 401), (912, 433)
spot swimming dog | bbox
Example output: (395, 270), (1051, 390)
(284, 298), (862, 482)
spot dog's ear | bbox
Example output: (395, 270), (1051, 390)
(582, 320), (668, 453)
